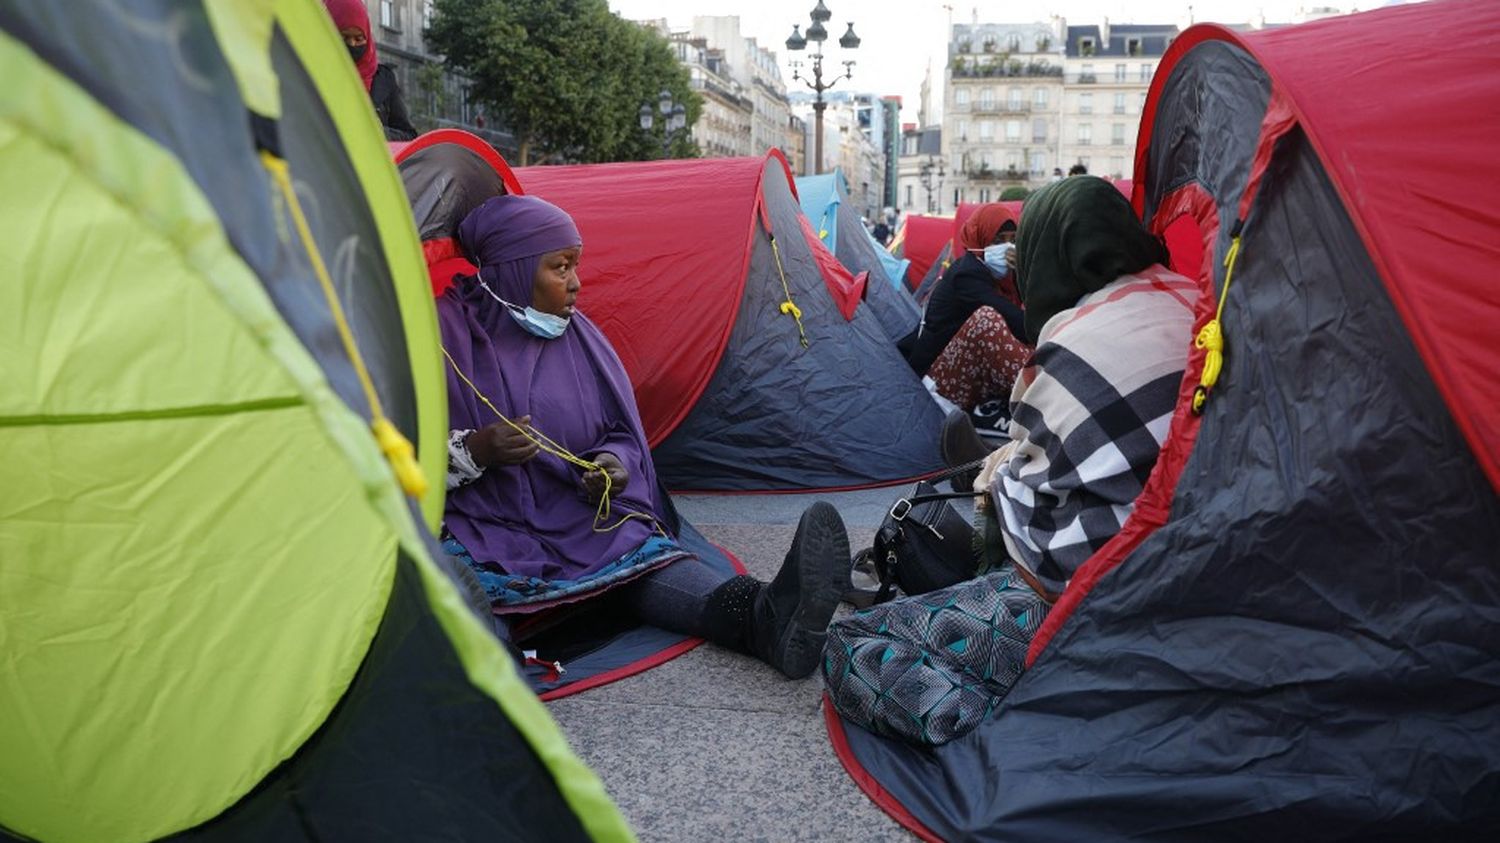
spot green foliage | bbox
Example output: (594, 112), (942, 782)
(427, 0), (700, 164)
(999, 186), (1030, 201)
(411, 62), (448, 133)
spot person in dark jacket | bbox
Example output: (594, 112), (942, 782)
(323, 0), (418, 141)
(907, 204), (1030, 412)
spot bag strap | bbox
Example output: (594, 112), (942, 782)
(929, 455), (989, 484)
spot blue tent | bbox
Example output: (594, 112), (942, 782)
(797, 172), (918, 347)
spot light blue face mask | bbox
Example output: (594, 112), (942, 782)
(982, 242), (1015, 277)
(475, 270), (572, 339)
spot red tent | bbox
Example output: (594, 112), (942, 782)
(391, 129), (523, 294)
(893, 214), (952, 290)
(519, 153), (944, 491)
(827, 2), (1500, 839)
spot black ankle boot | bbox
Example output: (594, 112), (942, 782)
(701, 503), (852, 678)
(940, 409), (991, 493)
(752, 501), (851, 679)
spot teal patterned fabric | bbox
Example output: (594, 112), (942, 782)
(823, 565), (1050, 745)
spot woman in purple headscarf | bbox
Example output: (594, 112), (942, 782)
(436, 194), (849, 679)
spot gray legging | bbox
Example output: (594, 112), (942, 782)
(822, 564), (1050, 746)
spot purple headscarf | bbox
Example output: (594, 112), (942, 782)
(438, 195), (668, 585)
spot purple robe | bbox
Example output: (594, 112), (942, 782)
(438, 195), (668, 583)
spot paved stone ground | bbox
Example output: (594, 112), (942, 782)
(546, 489), (917, 842)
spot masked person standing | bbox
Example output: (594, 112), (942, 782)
(322, 0), (417, 141)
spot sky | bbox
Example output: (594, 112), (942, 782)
(608, 0), (1384, 124)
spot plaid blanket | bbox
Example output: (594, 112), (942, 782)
(990, 265), (1198, 596)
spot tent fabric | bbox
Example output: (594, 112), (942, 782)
(392, 131), (520, 295)
(521, 153), (946, 491)
(895, 214), (952, 290)
(797, 171), (920, 346)
(795, 211), (866, 320)
(825, 4), (1500, 840)
(798, 170), (913, 292)
(0, 5), (627, 842)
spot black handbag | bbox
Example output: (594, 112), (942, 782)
(846, 468), (987, 607)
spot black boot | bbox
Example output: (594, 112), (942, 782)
(940, 409), (991, 493)
(703, 502), (851, 679)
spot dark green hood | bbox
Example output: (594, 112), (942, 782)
(1015, 177), (1170, 344)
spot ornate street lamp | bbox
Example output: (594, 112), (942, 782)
(785, 3), (858, 174)
(919, 155), (946, 213)
(639, 89), (688, 158)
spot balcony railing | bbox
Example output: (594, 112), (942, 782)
(965, 167), (1027, 182)
(1070, 73), (1097, 84)
(951, 59), (1064, 79)
(966, 100), (1032, 115)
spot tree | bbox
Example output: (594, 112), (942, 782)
(427, 0), (699, 164)
(1000, 186), (1030, 201)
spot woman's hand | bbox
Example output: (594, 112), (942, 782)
(466, 416), (540, 467)
(1005, 246), (1018, 274)
(581, 451), (629, 503)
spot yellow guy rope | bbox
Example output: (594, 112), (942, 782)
(1191, 226), (1244, 415)
(768, 234), (810, 348)
(260, 150), (428, 499)
(440, 348), (662, 536)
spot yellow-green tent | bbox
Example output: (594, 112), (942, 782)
(0, 2), (627, 840)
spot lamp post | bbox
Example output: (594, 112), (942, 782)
(638, 89), (687, 158)
(785, 2), (859, 175)
(919, 155), (945, 213)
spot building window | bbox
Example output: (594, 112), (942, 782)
(958, 119), (970, 141)
(1008, 34), (1022, 52)
(982, 35), (998, 53)
(1033, 87), (1048, 108)
(1005, 120), (1021, 142)
(1114, 92), (1127, 114)
(980, 151), (993, 168)
(1007, 87), (1023, 110)
(958, 39), (972, 53)
(380, 0), (396, 29)
(956, 88), (970, 107)
(979, 120), (994, 140)
(1079, 62), (1095, 83)
(905, 185), (913, 207)
(1112, 123), (1126, 145)
(979, 88), (994, 109)
(1079, 93), (1093, 115)
(1114, 63), (1128, 81)
(1005, 154), (1020, 172)
(1077, 123), (1092, 145)
(1140, 63), (1154, 82)
(1079, 37), (1095, 56)
(424, 0), (434, 28)
(1126, 38), (1142, 56)
(1030, 151), (1047, 174)
(954, 187), (962, 207)
(1111, 155), (1125, 176)
(1032, 118), (1047, 142)
(980, 188), (991, 202)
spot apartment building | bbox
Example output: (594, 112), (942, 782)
(943, 21), (1067, 205)
(1059, 22), (1176, 179)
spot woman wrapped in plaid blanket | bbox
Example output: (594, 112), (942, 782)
(824, 177), (1199, 745)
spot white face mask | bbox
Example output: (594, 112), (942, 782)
(475, 269), (571, 339)
(982, 242), (1015, 276)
